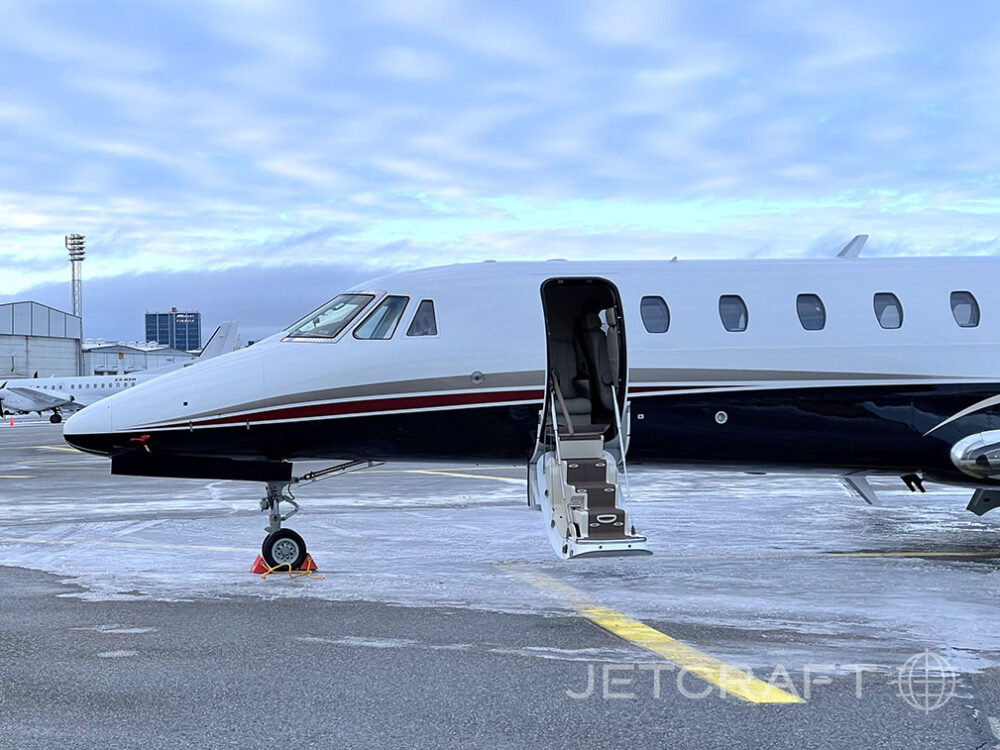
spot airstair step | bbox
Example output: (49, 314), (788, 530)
(574, 482), (617, 509)
(586, 508), (627, 538)
(565, 459), (608, 485)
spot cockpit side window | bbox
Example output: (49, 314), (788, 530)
(406, 299), (438, 336)
(287, 294), (374, 339)
(354, 296), (410, 340)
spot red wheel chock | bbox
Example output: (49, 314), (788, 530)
(251, 554), (319, 576)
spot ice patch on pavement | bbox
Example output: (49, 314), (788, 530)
(490, 645), (660, 663)
(76, 624), (158, 634)
(2, 449), (1000, 673)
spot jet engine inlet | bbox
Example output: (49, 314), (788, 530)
(950, 430), (1000, 480)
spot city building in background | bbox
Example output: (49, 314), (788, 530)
(145, 308), (202, 351)
(0, 301), (83, 377)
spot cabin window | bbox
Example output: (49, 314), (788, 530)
(796, 294), (826, 331)
(354, 296), (409, 340)
(950, 291), (980, 328)
(407, 299), (438, 336)
(719, 295), (748, 332)
(873, 293), (903, 329)
(640, 296), (670, 333)
(287, 293), (374, 339)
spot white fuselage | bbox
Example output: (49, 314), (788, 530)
(63, 257), (1000, 486)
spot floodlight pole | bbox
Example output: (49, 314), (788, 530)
(66, 234), (86, 318)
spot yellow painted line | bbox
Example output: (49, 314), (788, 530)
(0, 475), (34, 479)
(0, 444), (71, 451)
(0, 537), (258, 554)
(825, 550), (1000, 558)
(508, 567), (804, 704)
(603, 550), (1000, 562)
(0, 536), (349, 558)
(408, 469), (524, 485)
(35, 445), (80, 453)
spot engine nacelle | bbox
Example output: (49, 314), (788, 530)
(950, 430), (1000, 480)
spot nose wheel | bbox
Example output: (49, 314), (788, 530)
(258, 479), (311, 570)
(261, 528), (307, 569)
(253, 463), (380, 574)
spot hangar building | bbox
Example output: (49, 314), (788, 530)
(83, 341), (195, 374)
(0, 301), (83, 378)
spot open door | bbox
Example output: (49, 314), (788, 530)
(539, 277), (627, 441)
(527, 277), (649, 559)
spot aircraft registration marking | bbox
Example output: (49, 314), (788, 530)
(507, 566), (804, 705)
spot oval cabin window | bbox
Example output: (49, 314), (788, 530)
(873, 293), (903, 329)
(950, 291), (980, 328)
(719, 295), (748, 332)
(796, 294), (826, 331)
(640, 296), (670, 333)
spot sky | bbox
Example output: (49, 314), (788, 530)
(2, 0), (1000, 342)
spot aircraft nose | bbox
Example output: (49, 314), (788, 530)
(63, 398), (116, 456)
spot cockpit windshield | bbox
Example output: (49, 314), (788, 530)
(286, 293), (374, 339)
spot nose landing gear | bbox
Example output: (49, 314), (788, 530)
(254, 460), (381, 574)
(259, 480), (308, 570)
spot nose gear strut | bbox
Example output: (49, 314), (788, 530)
(254, 459), (381, 572)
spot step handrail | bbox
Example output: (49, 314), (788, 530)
(610, 384), (632, 504)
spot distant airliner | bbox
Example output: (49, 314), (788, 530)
(1, 322), (238, 423)
(63, 238), (1000, 565)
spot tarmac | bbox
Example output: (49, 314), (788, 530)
(2, 418), (1000, 748)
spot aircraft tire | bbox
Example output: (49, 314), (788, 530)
(261, 528), (307, 570)
(49, 413), (62, 424)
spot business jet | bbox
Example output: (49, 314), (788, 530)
(1, 322), (238, 423)
(63, 237), (1000, 566)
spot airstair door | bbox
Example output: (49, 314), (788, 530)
(527, 278), (649, 559)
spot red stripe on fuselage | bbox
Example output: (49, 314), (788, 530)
(143, 384), (726, 431)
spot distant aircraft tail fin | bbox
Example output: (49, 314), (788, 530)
(197, 321), (239, 360)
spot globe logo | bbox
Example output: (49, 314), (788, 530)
(897, 651), (957, 713)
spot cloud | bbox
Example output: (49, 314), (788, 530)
(580, 0), (678, 48)
(373, 47), (450, 81)
(2, 0), (1000, 301)
(1, 262), (376, 344)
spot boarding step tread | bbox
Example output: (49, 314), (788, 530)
(564, 458), (609, 485)
(585, 507), (628, 538)
(572, 482), (618, 509)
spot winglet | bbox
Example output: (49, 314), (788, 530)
(836, 234), (868, 258)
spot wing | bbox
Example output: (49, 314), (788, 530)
(4, 385), (74, 410)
